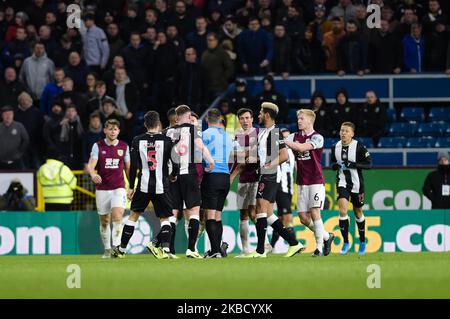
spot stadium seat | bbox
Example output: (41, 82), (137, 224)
(378, 137), (407, 148)
(399, 107), (425, 122)
(287, 108), (298, 123)
(406, 137), (436, 148)
(277, 123), (289, 130)
(388, 123), (417, 136)
(435, 137), (450, 147)
(416, 123), (443, 137)
(443, 123), (450, 136)
(428, 107), (450, 122)
(324, 138), (339, 148)
(386, 108), (397, 122)
(356, 137), (374, 148)
(288, 123), (298, 133)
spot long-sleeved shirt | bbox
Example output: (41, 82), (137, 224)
(19, 53), (55, 99)
(80, 23), (110, 67)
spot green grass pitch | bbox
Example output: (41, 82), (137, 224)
(1, 252), (449, 299)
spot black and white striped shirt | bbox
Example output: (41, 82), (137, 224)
(278, 148), (295, 195)
(331, 140), (372, 193)
(257, 125), (286, 179)
(129, 132), (177, 194)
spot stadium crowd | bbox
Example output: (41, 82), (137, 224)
(0, 0), (449, 171)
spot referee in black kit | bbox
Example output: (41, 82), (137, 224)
(330, 122), (372, 256)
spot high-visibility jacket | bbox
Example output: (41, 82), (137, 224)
(37, 159), (77, 204)
(224, 113), (239, 139)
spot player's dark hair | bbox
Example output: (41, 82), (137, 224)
(207, 108), (222, 124)
(191, 112), (199, 119)
(105, 119), (120, 129)
(237, 108), (253, 118)
(341, 121), (355, 131)
(144, 111), (160, 129)
(262, 108), (277, 120)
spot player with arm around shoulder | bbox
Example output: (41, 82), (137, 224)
(86, 119), (130, 258)
(330, 122), (372, 255)
(284, 109), (334, 257)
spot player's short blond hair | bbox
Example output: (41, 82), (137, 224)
(175, 104), (191, 117)
(261, 102), (279, 114)
(297, 109), (316, 122)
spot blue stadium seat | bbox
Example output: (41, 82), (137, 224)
(287, 108), (298, 123)
(388, 123), (417, 136)
(288, 123), (298, 133)
(416, 122), (443, 137)
(399, 107), (425, 122)
(443, 123), (450, 136)
(428, 107), (450, 122)
(406, 137), (436, 148)
(277, 124), (289, 130)
(324, 138), (339, 148)
(356, 137), (374, 148)
(378, 137), (407, 148)
(386, 108), (397, 122)
(435, 137), (450, 147)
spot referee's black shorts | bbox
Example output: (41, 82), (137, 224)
(170, 174), (202, 210)
(337, 187), (365, 208)
(201, 173), (230, 211)
(131, 190), (173, 218)
(256, 174), (280, 204)
(276, 190), (292, 216)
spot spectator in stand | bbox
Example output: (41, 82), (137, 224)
(220, 16), (242, 45)
(40, 67), (65, 116)
(151, 31), (179, 121)
(43, 102), (65, 161)
(167, 24), (186, 58)
(281, 5), (305, 43)
(357, 90), (386, 146)
(39, 25), (58, 54)
(328, 0), (357, 22)
(402, 23), (425, 73)
(422, 152), (450, 209)
(293, 23), (326, 74)
(25, 0), (49, 29)
(255, 75), (288, 123)
(19, 41), (55, 102)
(354, 3), (369, 38)
(422, 0), (447, 34)
(4, 11), (28, 43)
(227, 78), (254, 114)
(86, 81), (115, 119)
(50, 34), (81, 69)
(330, 88), (356, 137)
(1, 26), (31, 67)
(82, 112), (105, 169)
(336, 19), (368, 76)
(186, 16), (209, 60)
(106, 23), (126, 68)
(64, 51), (90, 92)
(424, 20), (449, 72)
(0, 67), (29, 108)
(155, 0), (172, 27)
(271, 24), (292, 80)
(44, 11), (63, 39)
(381, 5), (400, 33)
(201, 32), (234, 103)
(140, 9), (162, 35)
(99, 98), (126, 138)
(85, 72), (98, 100)
(236, 17), (272, 75)
(309, 90), (330, 137)
(323, 17), (346, 73)
(368, 19), (403, 74)
(102, 55), (125, 87)
(176, 47), (204, 114)
(107, 67), (139, 141)
(397, 8), (419, 38)
(0, 105), (29, 170)
(119, 4), (142, 42)
(80, 13), (110, 74)
(312, 4), (332, 42)
(209, 9), (224, 34)
(169, 0), (196, 38)
(15, 92), (44, 169)
(143, 26), (158, 48)
(121, 32), (151, 96)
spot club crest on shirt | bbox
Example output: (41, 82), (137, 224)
(117, 149), (123, 156)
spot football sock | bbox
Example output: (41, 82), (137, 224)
(188, 216), (200, 251)
(216, 220), (223, 246)
(169, 216), (177, 254)
(256, 213), (268, 254)
(313, 219), (325, 253)
(159, 221), (172, 252)
(120, 219), (136, 252)
(100, 224), (111, 250)
(239, 220), (249, 252)
(356, 215), (366, 242)
(112, 221), (122, 247)
(206, 219), (219, 253)
(339, 216), (350, 244)
(268, 214), (297, 246)
(271, 229), (280, 248)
